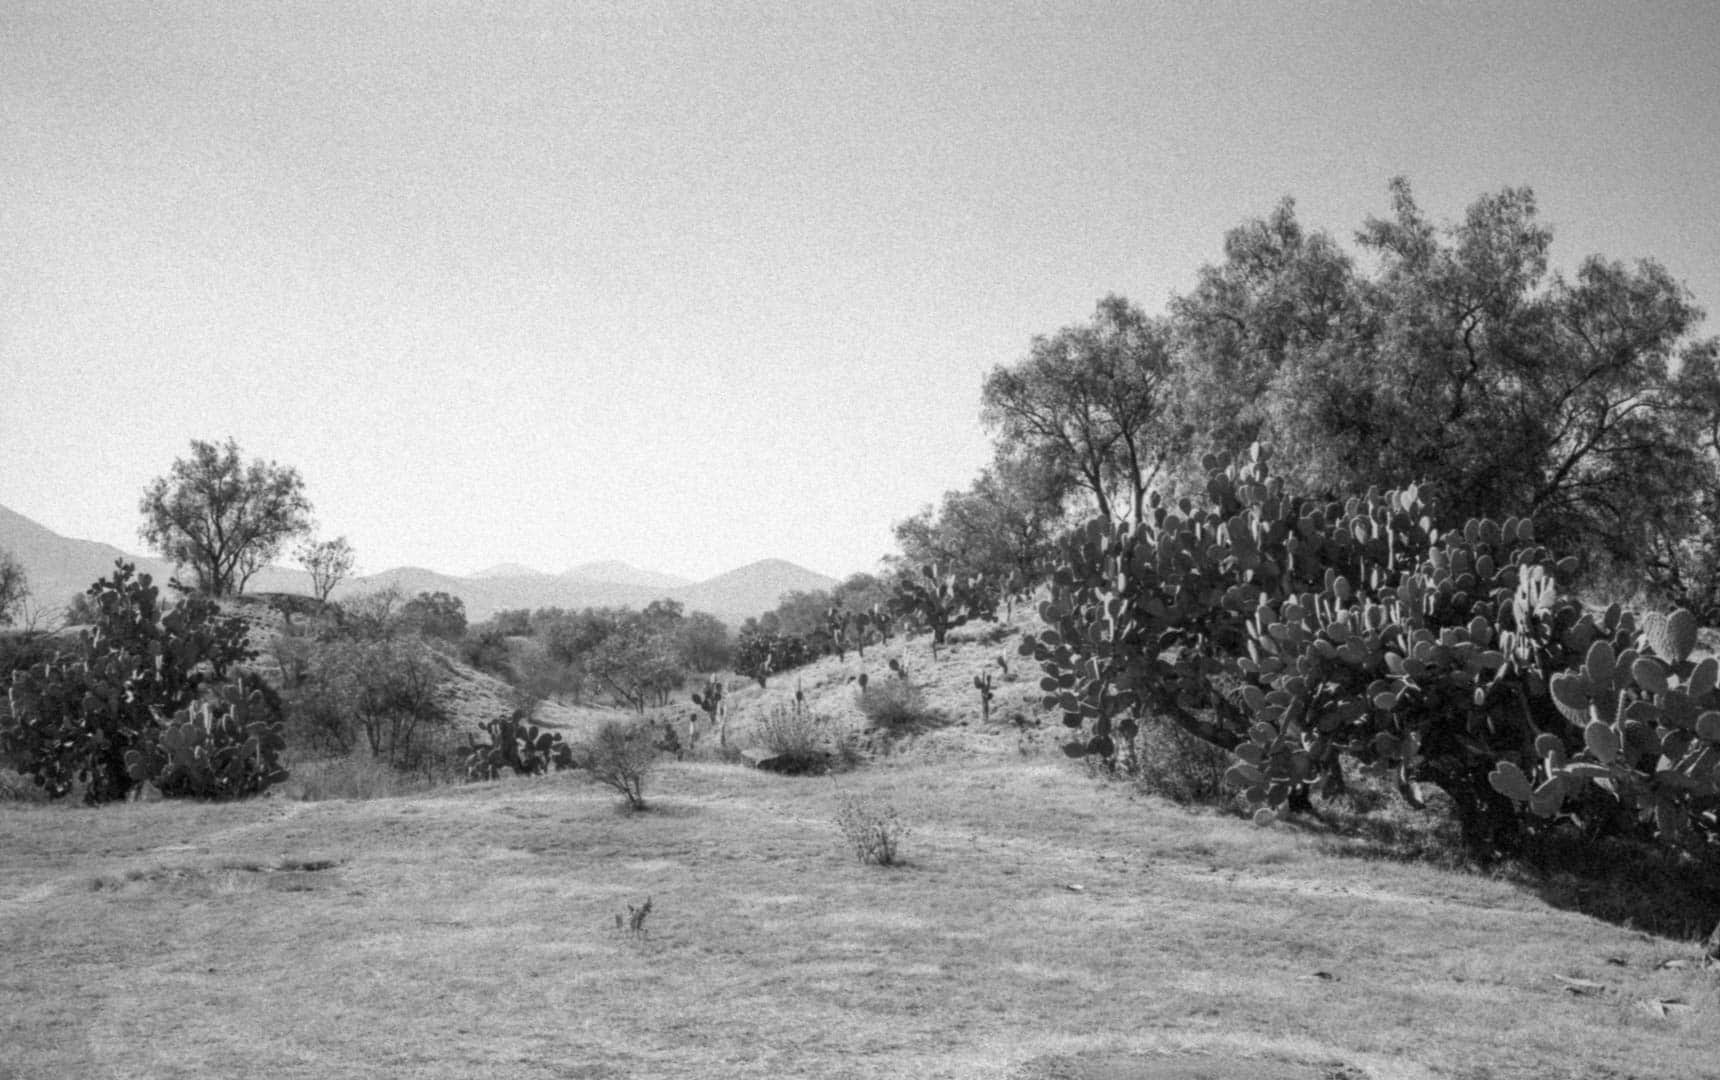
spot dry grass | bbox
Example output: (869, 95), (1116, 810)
(4, 752), (1717, 1080)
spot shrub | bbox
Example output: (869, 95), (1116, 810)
(856, 677), (933, 732)
(834, 794), (909, 865)
(754, 698), (831, 775)
(732, 631), (817, 687)
(284, 638), (452, 768)
(578, 720), (659, 810)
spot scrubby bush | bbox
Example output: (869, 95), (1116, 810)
(578, 720), (659, 810)
(753, 698), (832, 775)
(834, 794), (909, 865)
(277, 636), (455, 775)
(856, 676), (933, 732)
(732, 631), (817, 687)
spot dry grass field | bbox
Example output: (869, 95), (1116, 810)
(4, 623), (1719, 1079)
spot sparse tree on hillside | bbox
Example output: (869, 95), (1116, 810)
(0, 548), (27, 627)
(893, 452), (1066, 598)
(296, 536), (355, 603)
(676, 610), (732, 673)
(139, 438), (312, 596)
(982, 295), (1183, 524)
(400, 591), (467, 641)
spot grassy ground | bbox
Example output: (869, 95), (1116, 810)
(4, 749), (1717, 1079)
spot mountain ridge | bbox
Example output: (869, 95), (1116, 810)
(0, 504), (839, 626)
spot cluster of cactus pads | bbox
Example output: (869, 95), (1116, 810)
(891, 564), (990, 658)
(1021, 444), (1720, 858)
(464, 711), (576, 780)
(122, 685), (288, 800)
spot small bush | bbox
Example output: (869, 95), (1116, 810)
(754, 699), (831, 774)
(578, 720), (659, 810)
(834, 794), (910, 866)
(856, 678), (933, 732)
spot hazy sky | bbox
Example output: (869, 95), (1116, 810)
(4, 2), (1717, 582)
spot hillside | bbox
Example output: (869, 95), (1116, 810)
(0, 504), (837, 625)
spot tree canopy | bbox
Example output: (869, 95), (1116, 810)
(970, 179), (1719, 604)
(139, 439), (313, 596)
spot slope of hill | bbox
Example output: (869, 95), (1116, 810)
(677, 559), (838, 622)
(0, 504), (177, 617)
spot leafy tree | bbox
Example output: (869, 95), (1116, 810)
(139, 438), (313, 596)
(893, 452), (1066, 601)
(584, 623), (683, 710)
(1168, 179), (1720, 582)
(400, 591), (467, 641)
(296, 536), (355, 603)
(0, 548), (27, 627)
(982, 295), (1183, 524)
(486, 608), (532, 637)
(676, 610), (732, 673)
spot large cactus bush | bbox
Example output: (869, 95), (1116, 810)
(3, 562), (255, 803)
(123, 683), (288, 799)
(1021, 446), (1720, 860)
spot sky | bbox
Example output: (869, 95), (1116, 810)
(4, 1), (1718, 583)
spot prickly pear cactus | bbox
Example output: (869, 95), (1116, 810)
(122, 685), (289, 800)
(464, 710), (576, 780)
(1488, 606), (1720, 853)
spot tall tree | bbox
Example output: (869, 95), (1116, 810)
(139, 439), (313, 596)
(893, 451), (1066, 595)
(1169, 179), (1720, 578)
(982, 295), (1182, 524)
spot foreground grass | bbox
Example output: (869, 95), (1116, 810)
(3, 757), (1716, 1080)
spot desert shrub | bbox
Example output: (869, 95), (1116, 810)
(834, 794), (910, 865)
(578, 720), (659, 810)
(753, 699), (832, 775)
(856, 677), (933, 732)
(278, 636), (453, 770)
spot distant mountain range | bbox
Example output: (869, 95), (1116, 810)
(0, 503), (836, 626)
